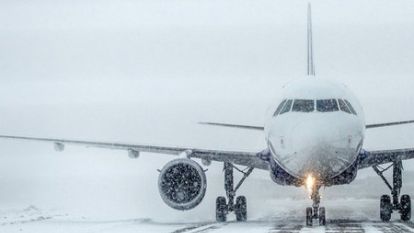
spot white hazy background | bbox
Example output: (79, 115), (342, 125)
(0, 0), (414, 222)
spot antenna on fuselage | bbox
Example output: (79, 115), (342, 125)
(307, 3), (315, 76)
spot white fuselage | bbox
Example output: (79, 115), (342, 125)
(264, 77), (365, 181)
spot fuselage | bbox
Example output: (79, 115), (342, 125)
(264, 77), (365, 182)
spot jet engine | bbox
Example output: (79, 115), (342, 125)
(158, 158), (207, 210)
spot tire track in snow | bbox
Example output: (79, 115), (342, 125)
(374, 222), (414, 233)
(170, 222), (224, 233)
(401, 221), (414, 232)
(326, 220), (364, 233)
(269, 223), (303, 233)
(169, 220), (414, 233)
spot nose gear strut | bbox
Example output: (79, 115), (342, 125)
(306, 183), (326, 226)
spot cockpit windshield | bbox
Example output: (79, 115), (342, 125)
(273, 100), (287, 116)
(344, 99), (357, 115)
(273, 98), (356, 116)
(338, 99), (351, 114)
(316, 99), (339, 112)
(279, 99), (292, 115)
(292, 99), (314, 112)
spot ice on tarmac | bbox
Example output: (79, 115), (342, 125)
(0, 200), (413, 233)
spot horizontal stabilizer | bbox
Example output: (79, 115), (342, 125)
(201, 119), (414, 130)
(199, 122), (264, 131)
(366, 120), (414, 129)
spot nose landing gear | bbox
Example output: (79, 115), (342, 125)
(373, 160), (411, 222)
(305, 184), (326, 226)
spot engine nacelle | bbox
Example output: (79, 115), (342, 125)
(324, 160), (358, 186)
(158, 158), (207, 210)
(269, 158), (302, 186)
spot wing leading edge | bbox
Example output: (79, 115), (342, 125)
(2, 134), (414, 171)
(0, 135), (269, 170)
(358, 148), (414, 169)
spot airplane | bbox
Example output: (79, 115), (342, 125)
(1, 3), (414, 227)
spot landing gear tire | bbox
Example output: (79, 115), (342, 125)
(235, 196), (247, 222)
(319, 207), (326, 226)
(380, 195), (392, 222)
(216, 196), (227, 222)
(217, 163), (254, 222)
(306, 207), (313, 227)
(400, 194), (411, 221)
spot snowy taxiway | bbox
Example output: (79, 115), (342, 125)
(1, 203), (414, 233)
(1, 214), (414, 233)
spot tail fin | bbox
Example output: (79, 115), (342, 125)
(307, 3), (316, 76)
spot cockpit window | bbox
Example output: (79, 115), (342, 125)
(273, 100), (287, 116)
(338, 99), (352, 114)
(279, 99), (292, 115)
(344, 99), (357, 115)
(316, 99), (339, 112)
(292, 99), (314, 112)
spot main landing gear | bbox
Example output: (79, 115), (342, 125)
(373, 160), (411, 222)
(216, 162), (254, 222)
(305, 183), (326, 226)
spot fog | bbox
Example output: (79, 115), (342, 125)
(0, 0), (414, 223)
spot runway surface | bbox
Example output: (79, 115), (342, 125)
(1, 209), (414, 233)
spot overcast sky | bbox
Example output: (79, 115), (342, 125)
(0, 0), (413, 143)
(1, 0), (414, 104)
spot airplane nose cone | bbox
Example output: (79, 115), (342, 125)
(269, 118), (361, 179)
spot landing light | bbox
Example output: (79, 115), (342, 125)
(305, 174), (315, 197)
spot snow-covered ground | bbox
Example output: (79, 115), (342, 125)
(0, 199), (413, 232)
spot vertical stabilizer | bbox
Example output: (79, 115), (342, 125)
(307, 3), (315, 76)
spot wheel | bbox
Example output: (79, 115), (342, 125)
(401, 194), (411, 221)
(216, 196), (227, 222)
(235, 196), (247, 222)
(319, 207), (326, 226)
(380, 195), (392, 222)
(319, 209), (326, 226)
(306, 207), (313, 226)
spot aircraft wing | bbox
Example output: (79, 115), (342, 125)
(0, 135), (269, 170)
(358, 148), (414, 169)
